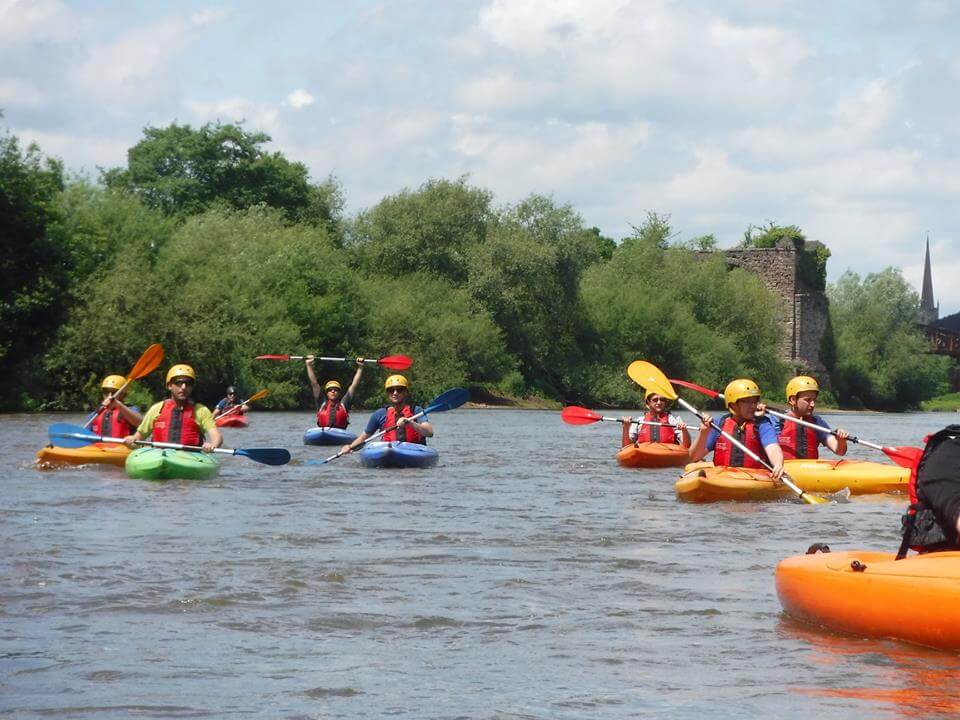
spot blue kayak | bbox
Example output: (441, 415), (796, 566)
(303, 427), (357, 446)
(360, 441), (439, 469)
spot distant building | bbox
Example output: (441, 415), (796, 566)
(700, 237), (832, 379)
(919, 236), (940, 326)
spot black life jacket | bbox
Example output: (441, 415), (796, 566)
(897, 425), (960, 559)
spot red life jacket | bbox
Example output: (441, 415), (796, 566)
(778, 413), (820, 460)
(636, 411), (677, 444)
(316, 399), (349, 428)
(152, 399), (202, 445)
(383, 405), (425, 444)
(92, 407), (134, 439)
(713, 415), (767, 468)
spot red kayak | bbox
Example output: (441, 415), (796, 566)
(215, 414), (249, 428)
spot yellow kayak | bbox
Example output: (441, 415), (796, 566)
(676, 458), (909, 503)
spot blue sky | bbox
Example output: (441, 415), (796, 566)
(3, 0), (958, 314)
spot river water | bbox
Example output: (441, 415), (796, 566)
(3, 408), (960, 719)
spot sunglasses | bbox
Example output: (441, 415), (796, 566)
(387, 387), (407, 394)
(170, 379), (194, 387)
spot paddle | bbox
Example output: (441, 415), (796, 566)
(49, 423), (290, 466)
(560, 406), (674, 428)
(627, 361), (827, 505)
(321, 387), (470, 464)
(84, 343), (164, 429)
(668, 378), (922, 469)
(215, 389), (269, 420)
(255, 354), (413, 371)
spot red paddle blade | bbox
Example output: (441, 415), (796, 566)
(670, 378), (722, 399)
(128, 343), (164, 380)
(377, 355), (413, 370)
(256, 355), (291, 361)
(883, 445), (923, 469)
(560, 406), (603, 425)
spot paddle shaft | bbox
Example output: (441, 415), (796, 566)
(595, 415), (676, 427)
(675, 396), (809, 499)
(68, 430), (265, 458)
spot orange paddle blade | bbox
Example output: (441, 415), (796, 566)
(256, 354), (294, 360)
(128, 343), (164, 380)
(670, 378), (722, 399)
(560, 406), (603, 425)
(378, 355), (413, 371)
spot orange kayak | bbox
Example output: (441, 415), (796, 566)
(776, 549), (960, 650)
(676, 459), (909, 503)
(616, 442), (689, 468)
(36, 442), (131, 468)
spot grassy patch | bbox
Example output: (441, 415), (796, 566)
(921, 392), (960, 412)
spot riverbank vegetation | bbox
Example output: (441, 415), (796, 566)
(2, 121), (953, 411)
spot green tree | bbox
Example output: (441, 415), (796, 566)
(348, 177), (493, 283)
(828, 268), (949, 409)
(0, 131), (65, 408)
(102, 122), (342, 231)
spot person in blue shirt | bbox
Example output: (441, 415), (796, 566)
(772, 375), (848, 460)
(339, 374), (433, 455)
(687, 378), (784, 479)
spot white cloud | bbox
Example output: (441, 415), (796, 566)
(283, 90), (316, 110)
(0, 0), (74, 46)
(183, 97), (282, 137)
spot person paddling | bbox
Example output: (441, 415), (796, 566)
(620, 389), (690, 448)
(306, 356), (364, 429)
(339, 374), (433, 455)
(213, 386), (249, 419)
(123, 364), (222, 452)
(89, 374), (143, 438)
(773, 376), (849, 460)
(687, 378), (784, 480)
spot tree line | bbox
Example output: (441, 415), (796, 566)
(1, 120), (951, 412)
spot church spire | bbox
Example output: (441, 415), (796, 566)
(919, 234), (939, 325)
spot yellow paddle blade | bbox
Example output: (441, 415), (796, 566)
(626, 361), (678, 400)
(245, 389), (269, 404)
(800, 490), (829, 505)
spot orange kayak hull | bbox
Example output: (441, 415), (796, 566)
(776, 550), (960, 650)
(617, 442), (689, 468)
(36, 442), (131, 468)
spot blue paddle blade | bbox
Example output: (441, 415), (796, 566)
(235, 448), (291, 466)
(424, 388), (469, 414)
(48, 422), (100, 448)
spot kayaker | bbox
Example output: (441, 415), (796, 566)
(306, 356), (364, 428)
(122, 364), (222, 452)
(89, 374), (142, 437)
(898, 425), (960, 556)
(619, 390), (690, 448)
(213, 386), (249, 419)
(773, 375), (849, 460)
(687, 378), (784, 480)
(339, 374), (433, 454)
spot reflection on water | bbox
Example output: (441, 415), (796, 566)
(783, 618), (960, 718)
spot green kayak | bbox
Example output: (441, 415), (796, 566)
(125, 447), (219, 481)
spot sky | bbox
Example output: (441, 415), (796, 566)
(2, 0), (958, 314)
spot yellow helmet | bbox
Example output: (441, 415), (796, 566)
(786, 375), (819, 400)
(724, 378), (761, 407)
(324, 380), (342, 391)
(101, 374), (126, 391)
(644, 388), (665, 402)
(384, 374), (409, 390)
(166, 364), (196, 383)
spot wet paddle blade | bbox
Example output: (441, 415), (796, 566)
(49, 423), (100, 448)
(129, 343), (164, 380)
(883, 445), (923, 469)
(424, 388), (470, 413)
(234, 448), (291, 465)
(627, 361), (678, 400)
(377, 354), (413, 371)
(560, 406), (603, 425)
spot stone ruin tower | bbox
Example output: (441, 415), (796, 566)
(709, 237), (832, 379)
